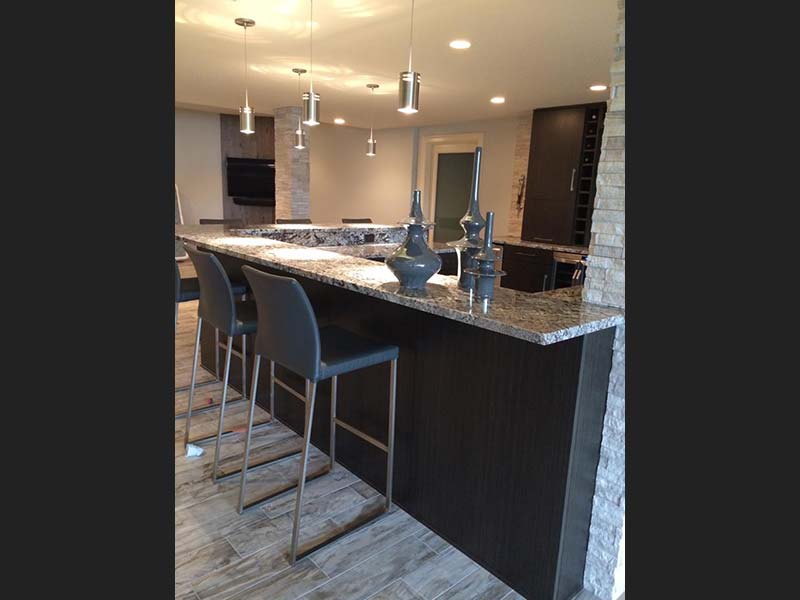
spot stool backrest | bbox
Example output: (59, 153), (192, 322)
(242, 266), (321, 381)
(341, 218), (373, 223)
(276, 218), (312, 224)
(185, 246), (237, 334)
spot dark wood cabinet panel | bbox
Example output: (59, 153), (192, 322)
(501, 245), (554, 293)
(522, 107), (585, 244)
(521, 104), (606, 246)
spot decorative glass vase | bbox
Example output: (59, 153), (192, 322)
(386, 190), (442, 291)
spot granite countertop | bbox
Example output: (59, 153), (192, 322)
(494, 236), (590, 255)
(176, 225), (623, 345)
(317, 242), (455, 260)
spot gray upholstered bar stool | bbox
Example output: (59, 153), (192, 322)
(184, 246), (264, 482)
(239, 266), (399, 564)
(175, 260), (247, 401)
(276, 218), (312, 224)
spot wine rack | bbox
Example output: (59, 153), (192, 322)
(573, 104), (606, 246)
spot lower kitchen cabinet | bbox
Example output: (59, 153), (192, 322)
(501, 244), (554, 293)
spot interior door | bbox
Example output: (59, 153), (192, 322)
(521, 107), (585, 244)
(432, 150), (475, 243)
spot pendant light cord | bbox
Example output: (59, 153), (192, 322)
(370, 87), (375, 138)
(309, 0), (314, 93)
(407, 0), (415, 72)
(243, 23), (249, 106)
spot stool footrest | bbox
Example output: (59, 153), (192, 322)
(188, 416), (271, 446)
(215, 445), (301, 481)
(335, 418), (388, 453)
(241, 464), (330, 512)
(175, 397), (245, 420)
(295, 500), (390, 561)
(175, 378), (217, 394)
(274, 377), (308, 403)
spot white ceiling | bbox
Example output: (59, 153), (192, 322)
(175, 0), (617, 129)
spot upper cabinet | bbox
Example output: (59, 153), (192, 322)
(521, 103), (606, 247)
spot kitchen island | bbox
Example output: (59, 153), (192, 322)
(176, 223), (624, 600)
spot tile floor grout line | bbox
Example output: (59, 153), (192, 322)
(293, 527), (425, 599)
(428, 565), (483, 600)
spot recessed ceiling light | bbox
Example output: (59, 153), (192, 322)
(589, 84), (608, 92)
(490, 96), (505, 104)
(449, 40), (471, 49)
(334, 118), (346, 125)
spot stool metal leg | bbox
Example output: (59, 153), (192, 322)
(183, 316), (203, 448)
(290, 379), (318, 564)
(329, 376), (338, 470)
(386, 359), (398, 510)
(215, 329), (220, 378)
(269, 360), (276, 421)
(211, 335), (234, 483)
(241, 334), (247, 401)
(238, 354), (261, 513)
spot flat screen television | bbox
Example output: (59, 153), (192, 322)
(226, 157), (275, 206)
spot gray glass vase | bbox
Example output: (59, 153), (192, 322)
(386, 190), (442, 291)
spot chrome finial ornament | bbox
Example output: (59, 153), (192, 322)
(302, 0), (320, 126)
(292, 68), (308, 149)
(447, 146), (487, 290)
(398, 0), (420, 114)
(235, 18), (256, 134)
(366, 84), (379, 157)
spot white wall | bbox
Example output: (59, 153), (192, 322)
(310, 117), (518, 236)
(175, 109), (223, 224)
(310, 124), (416, 224)
(416, 118), (518, 238)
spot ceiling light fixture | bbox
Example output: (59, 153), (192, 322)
(398, 0), (420, 114)
(292, 68), (308, 149)
(235, 18), (256, 134)
(302, 0), (320, 126)
(366, 84), (379, 156)
(490, 96), (505, 104)
(449, 40), (471, 49)
(589, 84), (608, 92)
(334, 118), (346, 125)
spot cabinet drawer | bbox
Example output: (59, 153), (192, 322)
(501, 244), (553, 264)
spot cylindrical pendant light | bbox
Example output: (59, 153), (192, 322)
(366, 84), (379, 157)
(235, 18), (256, 134)
(302, 0), (320, 126)
(398, 0), (420, 114)
(292, 68), (308, 150)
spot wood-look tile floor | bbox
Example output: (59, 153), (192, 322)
(175, 289), (600, 600)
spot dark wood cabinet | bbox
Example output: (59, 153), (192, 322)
(501, 244), (554, 293)
(521, 103), (606, 246)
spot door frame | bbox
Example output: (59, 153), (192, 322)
(416, 132), (484, 222)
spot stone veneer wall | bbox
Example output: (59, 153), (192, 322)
(506, 112), (533, 238)
(274, 106), (310, 221)
(582, 1), (625, 599)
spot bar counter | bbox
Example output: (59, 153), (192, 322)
(175, 223), (624, 600)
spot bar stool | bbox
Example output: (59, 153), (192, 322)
(276, 218), (312, 224)
(184, 247), (265, 482)
(174, 260), (247, 403)
(239, 266), (399, 564)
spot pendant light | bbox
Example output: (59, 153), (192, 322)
(302, 0), (320, 126)
(398, 0), (420, 114)
(366, 84), (379, 157)
(235, 18), (256, 134)
(292, 68), (308, 149)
